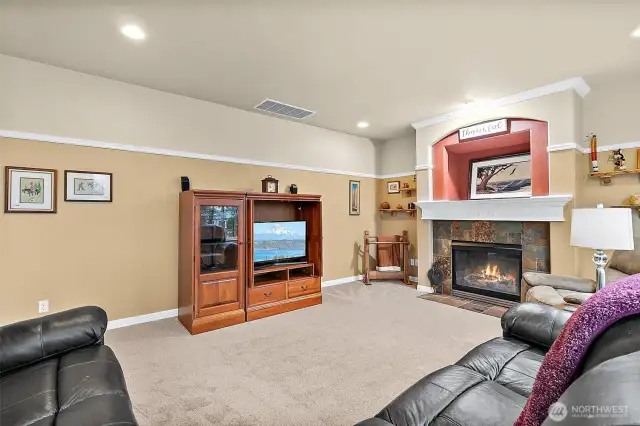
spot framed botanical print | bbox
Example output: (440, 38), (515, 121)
(65, 170), (113, 202)
(5, 166), (57, 213)
(387, 181), (400, 194)
(349, 180), (360, 216)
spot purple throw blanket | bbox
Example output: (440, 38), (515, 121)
(515, 273), (640, 426)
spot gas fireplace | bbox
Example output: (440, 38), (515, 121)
(451, 241), (522, 306)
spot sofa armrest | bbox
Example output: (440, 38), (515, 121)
(501, 303), (571, 349)
(522, 272), (596, 293)
(354, 418), (394, 426)
(0, 306), (107, 376)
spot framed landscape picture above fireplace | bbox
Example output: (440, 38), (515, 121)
(470, 154), (532, 200)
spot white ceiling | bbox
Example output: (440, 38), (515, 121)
(1, 1), (640, 140)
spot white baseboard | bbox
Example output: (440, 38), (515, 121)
(322, 275), (363, 287)
(416, 284), (435, 293)
(107, 308), (178, 330)
(107, 275), (362, 330)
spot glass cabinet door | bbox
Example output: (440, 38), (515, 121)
(199, 205), (240, 274)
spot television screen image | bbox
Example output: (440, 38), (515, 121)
(254, 221), (306, 264)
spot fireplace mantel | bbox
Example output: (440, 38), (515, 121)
(415, 195), (573, 222)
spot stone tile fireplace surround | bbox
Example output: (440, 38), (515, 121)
(432, 220), (550, 304)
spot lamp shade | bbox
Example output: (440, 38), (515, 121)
(571, 208), (634, 250)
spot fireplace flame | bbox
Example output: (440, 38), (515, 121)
(484, 264), (499, 277)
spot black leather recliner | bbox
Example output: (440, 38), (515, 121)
(0, 306), (138, 426)
(357, 303), (640, 426)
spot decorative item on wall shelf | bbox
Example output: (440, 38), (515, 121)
(470, 154), (532, 200)
(4, 166), (57, 213)
(588, 134), (598, 173)
(349, 180), (360, 216)
(288, 184), (298, 194)
(402, 182), (409, 188)
(261, 175), (278, 193)
(610, 149), (626, 171)
(380, 201), (390, 210)
(64, 170), (112, 202)
(387, 181), (400, 194)
(396, 204), (403, 210)
(408, 202), (416, 210)
(637, 148), (640, 169)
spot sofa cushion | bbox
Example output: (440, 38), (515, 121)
(559, 290), (592, 305)
(375, 337), (547, 426)
(605, 267), (629, 285)
(431, 381), (527, 426)
(526, 285), (566, 307)
(56, 345), (136, 426)
(0, 345), (136, 426)
(0, 359), (58, 426)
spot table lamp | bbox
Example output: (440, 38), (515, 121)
(570, 204), (634, 290)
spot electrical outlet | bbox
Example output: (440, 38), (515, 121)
(410, 258), (417, 266)
(38, 300), (49, 314)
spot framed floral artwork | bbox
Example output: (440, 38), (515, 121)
(5, 166), (57, 213)
(65, 170), (113, 202)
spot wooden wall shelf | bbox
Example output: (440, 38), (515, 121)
(379, 209), (417, 217)
(590, 168), (640, 186)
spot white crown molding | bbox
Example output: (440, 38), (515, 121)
(547, 143), (579, 153)
(108, 308), (178, 330)
(0, 129), (383, 179)
(104, 275), (360, 330)
(377, 172), (416, 179)
(587, 140), (640, 153)
(322, 275), (363, 287)
(415, 195), (573, 222)
(415, 164), (434, 171)
(411, 77), (591, 130)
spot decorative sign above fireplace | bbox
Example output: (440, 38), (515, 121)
(459, 119), (509, 141)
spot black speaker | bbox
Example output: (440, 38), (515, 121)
(181, 176), (190, 192)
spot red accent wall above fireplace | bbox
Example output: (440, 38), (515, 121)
(432, 119), (549, 201)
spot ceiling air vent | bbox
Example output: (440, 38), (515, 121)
(254, 99), (315, 119)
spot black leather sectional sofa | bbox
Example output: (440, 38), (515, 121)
(0, 306), (137, 426)
(357, 303), (640, 426)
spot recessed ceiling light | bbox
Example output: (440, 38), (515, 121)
(357, 121), (370, 129)
(120, 24), (146, 41)
(631, 25), (640, 38)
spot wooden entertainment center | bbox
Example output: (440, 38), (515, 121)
(178, 190), (322, 334)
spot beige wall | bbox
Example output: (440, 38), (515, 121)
(0, 138), (377, 324)
(376, 176), (418, 278)
(376, 135), (416, 176)
(575, 148), (640, 279)
(0, 54), (377, 176)
(583, 75), (640, 148)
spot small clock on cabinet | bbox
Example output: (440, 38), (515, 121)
(261, 175), (279, 193)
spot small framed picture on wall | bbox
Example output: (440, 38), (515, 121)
(5, 166), (57, 213)
(349, 180), (360, 216)
(387, 181), (400, 194)
(65, 170), (113, 202)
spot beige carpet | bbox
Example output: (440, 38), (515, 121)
(106, 281), (501, 426)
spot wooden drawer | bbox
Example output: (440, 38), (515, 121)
(288, 277), (321, 299)
(249, 283), (286, 306)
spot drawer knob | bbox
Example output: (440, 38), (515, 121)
(301, 285), (308, 290)
(264, 291), (272, 297)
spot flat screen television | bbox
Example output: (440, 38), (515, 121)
(254, 221), (307, 266)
